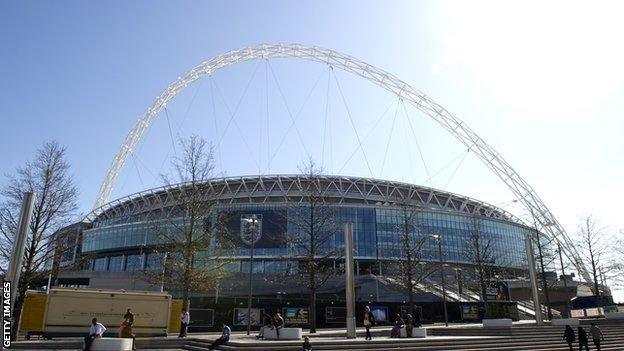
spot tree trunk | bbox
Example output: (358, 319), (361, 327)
(478, 265), (487, 302)
(182, 284), (190, 311)
(309, 290), (317, 333)
(408, 285), (415, 318)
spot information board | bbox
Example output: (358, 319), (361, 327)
(283, 307), (309, 325)
(461, 305), (479, 320)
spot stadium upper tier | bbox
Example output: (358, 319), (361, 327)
(75, 175), (534, 271)
(86, 174), (521, 225)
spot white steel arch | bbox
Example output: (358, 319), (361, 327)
(94, 43), (591, 283)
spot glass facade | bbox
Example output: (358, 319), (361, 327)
(108, 255), (124, 271)
(81, 203), (530, 271)
(125, 254), (144, 271)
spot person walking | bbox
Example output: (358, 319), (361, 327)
(405, 314), (414, 338)
(119, 308), (136, 350)
(390, 314), (404, 338)
(562, 325), (575, 351)
(83, 318), (106, 351)
(179, 308), (190, 337)
(578, 326), (590, 351)
(363, 305), (376, 340)
(589, 322), (605, 351)
(207, 323), (231, 350)
(274, 313), (284, 340)
(301, 336), (312, 351)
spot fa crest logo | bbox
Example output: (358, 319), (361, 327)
(240, 214), (262, 246)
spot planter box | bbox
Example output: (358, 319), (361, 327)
(91, 338), (133, 351)
(263, 327), (302, 340)
(482, 318), (512, 328)
(399, 327), (427, 338)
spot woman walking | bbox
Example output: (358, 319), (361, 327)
(363, 306), (376, 340)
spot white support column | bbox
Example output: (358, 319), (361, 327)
(525, 235), (543, 326)
(6, 192), (35, 341)
(345, 223), (356, 339)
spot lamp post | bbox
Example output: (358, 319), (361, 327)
(432, 233), (449, 327)
(344, 223), (356, 339)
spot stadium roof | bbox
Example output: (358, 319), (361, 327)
(85, 174), (523, 225)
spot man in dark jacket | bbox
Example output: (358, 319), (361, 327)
(578, 326), (590, 351)
(563, 325), (575, 351)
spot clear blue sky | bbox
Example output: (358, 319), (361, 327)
(1, 1), (623, 299)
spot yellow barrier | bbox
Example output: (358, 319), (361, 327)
(18, 292), (48, 333)
(168, 299), (183, 333)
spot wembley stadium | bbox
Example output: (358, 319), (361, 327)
(49, 44), (598, 329)
(53, 174), (541, 328)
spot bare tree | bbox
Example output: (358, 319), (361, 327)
(609, 231), (624, 290)
(462, 214), (495, 301)
(0, 141), (78, 339)
(148, 135), (228, 310)
(284, 157), (341, 333)
(575, 215), (613, 303)
(386, 204), (436, 316)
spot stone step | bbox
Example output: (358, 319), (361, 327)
(185, 335), (624, 351)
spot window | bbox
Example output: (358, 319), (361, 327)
(126, 254), (144, 271)
(145, 253), (165, 271)
(108, 256), (124, 271)
(93, 257), (108, 271)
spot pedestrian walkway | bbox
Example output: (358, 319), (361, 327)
(9, 319), (624, 351)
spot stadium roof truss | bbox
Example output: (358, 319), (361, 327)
(86, 175), (521, 225)
(91, 43), (592, 284)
